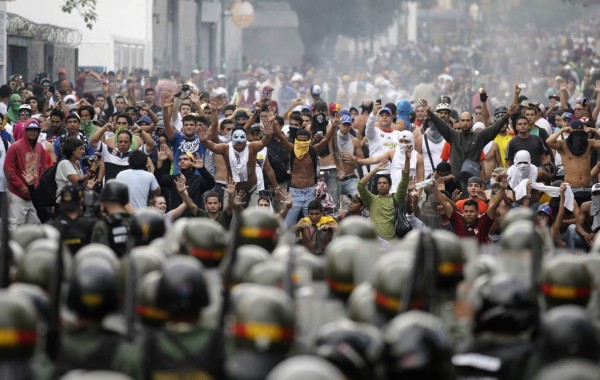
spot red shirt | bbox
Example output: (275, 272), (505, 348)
(456, 198), (488, 214)
(449, 210), (493, 244)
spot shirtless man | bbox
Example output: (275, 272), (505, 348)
(199, 120), (273, 205)
(473, 122), (502, 181)
(273, 116), (337, 228)
(336, 114), (364, 197)
(352, 98), (373, 140)
(575, 184), (600, 250)
(484, 168), (514, 242)
(546, 119), (600, 205)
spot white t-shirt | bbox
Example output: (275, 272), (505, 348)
(365, 112), (402, 174)
(116, 169), (159, 209)
(55, 159), (82, 198)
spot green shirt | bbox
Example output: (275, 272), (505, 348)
(358, 172), (409, 241)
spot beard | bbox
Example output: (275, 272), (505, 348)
(566, 131), (588, 156)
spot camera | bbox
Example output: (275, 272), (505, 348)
(182, 84), (190, 92)
(82, 152), (101, 166)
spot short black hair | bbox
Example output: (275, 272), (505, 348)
(223, 104), (236, 112)
(26, 96), (38, 104)
(50, 108), (65, 120)
(464, 199), (479, 211)
(128, 150), (148, 170)
(275, 116), (285, 127)
(115, 112), (132, 126)
(182, 114), (197, 123)
(312, 100), (328, 114)
(78, 105), (95, 118)
(144, 88), (155, 95)
(376, 174), (392, 186)
(307, 200), (322, 212)
(62, 137), (84, 159)
(220, 118), (234, 130)
(204, 191), (220, 203)
(290, 114), (303, 124)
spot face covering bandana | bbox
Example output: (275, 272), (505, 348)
(517, 162), (530, 179)
(566, 131), (588, 156)
(427, 124), (443, 143)
(337, 130), (353, 153)
(232, 129), (247, 145)
(294, 140), (311, 160)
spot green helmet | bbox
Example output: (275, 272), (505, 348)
(136, 271), (168, 327)
(315, 319), (383, 380)
(431, 230), (466, 289)
(500, 207), (535, 231)
(500, 220), (543, 251)
(335, 216), (378, 240)
(66, 257), (119, 320)
(347, 282), (378, 325)
(237, 208), (281, 252)
(532, 359), (600, 380)
(75, 244), (120, 272)
(7, 283), (48, 323)
(231, 284), (295, 353)
(0, 290), (38, 360)
(118, 246), (165, 294)
(382, 311), (454, 380)
(248, 260), (287, 287)
(222, 245), (270, 288)
(15, 238), (71, 292)
(163, 218), (190, 256)
(184, 218), (228, 268)
(10, 225), (50, 251)
(542, 255), (592, 309)
(130, 208), (166, 246)
(272, 245), (325, 282)
(156, 256), (210, 319)
(325, 236), (362, 300)
(266, 355), (346, 380)
(464, 254), (498, 284)
(372, 252), (416, 320)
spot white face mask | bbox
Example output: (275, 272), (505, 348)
(517, 163), (530, 179)
(232, 130), (247, 145)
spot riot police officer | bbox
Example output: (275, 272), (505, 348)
(48, 185), (98, 255)
(91, 180), (133, 257)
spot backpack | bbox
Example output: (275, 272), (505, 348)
(37, 163), (59, 207)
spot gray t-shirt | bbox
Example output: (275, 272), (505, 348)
(55, 159), (82, 198)
(115, 169), (159, 209)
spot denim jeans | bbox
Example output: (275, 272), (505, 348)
(284, 185), (317, 228)
(340, 177), (359, 196)
(320, 168), (339, 208)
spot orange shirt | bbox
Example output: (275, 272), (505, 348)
(440, 142), (486, 161)
(456, 198), (488, 214)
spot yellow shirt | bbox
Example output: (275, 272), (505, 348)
(493, 132), (514, 167)
(298, 215), (337, 237)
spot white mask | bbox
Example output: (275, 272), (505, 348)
(232, 129), (247, 145)
(517, 163), (530, 179)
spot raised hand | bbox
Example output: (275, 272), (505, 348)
(175, 174), (188, 193)
(507, 104), (519, 116)
(192, 152), (204, 169)
(225, 177), (237, 195)
(157, 144), (169, 162)
(452, 189), (463, 202)
(405, 144), (413, 160)
(279, 189), (293, 209)
(375, 159), (389, 172)
(197, 125), (209, 141)
(234, 190), (246, 208)
(161, 89), (174, 107)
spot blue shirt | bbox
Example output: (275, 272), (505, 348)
(170, 132), (205, 175)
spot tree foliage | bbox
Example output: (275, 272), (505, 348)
(288, 0), (435, 65)
(61, 0), (97, 30)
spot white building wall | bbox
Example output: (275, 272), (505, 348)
(6, 0), (153, 72)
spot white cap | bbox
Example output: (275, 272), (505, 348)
(472, 122), (485, 132)
(310, 85), (321, 96)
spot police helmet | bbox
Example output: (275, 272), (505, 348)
(136, 271), (168, 327)
(237, 208), (281, 252)
(100, 180), (129, 205)
(184, 218), (228, 268)
(542, 254), (592, 309)
(325, 236), (363, 300)
(0, 290), (38, 359)
(66, 257), (119, 319)
(335, 216), (378, 240)
(130, 208), (166, 246)
(266, 355), (346, 380)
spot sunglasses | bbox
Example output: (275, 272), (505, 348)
(19, 111), (31, 116)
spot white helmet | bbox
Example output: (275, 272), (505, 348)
(435, 103), (451, 112)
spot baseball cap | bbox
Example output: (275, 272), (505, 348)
(40, 78), (51, 86)
(191, 69), (200, 75)
(561, 112), (573, 120)
(379, 107), (392, 115)
(24, 118), (41, 129)
(19, 104), (32, 112)
(234, 110), (249, 119)
(472, 122), (485, 132)
(494, 106), (508, 115)
(292, 105), (303, 113)
(570, 120), (585, 130)
(262, 85), (274, 93)
(137, 115), (153, 125)
(467, 176), (483, 186)
(340, 115), (353, 125)
(310, 85), (321, 96)
(537, 204), (552, 217)
(349, 194), (363, 205)
(548, 94), (560, 101)
(249, 123), (262, 131)
(592, 183), (600, 194)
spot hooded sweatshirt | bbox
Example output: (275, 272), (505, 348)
(6, 94), (21, 124)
